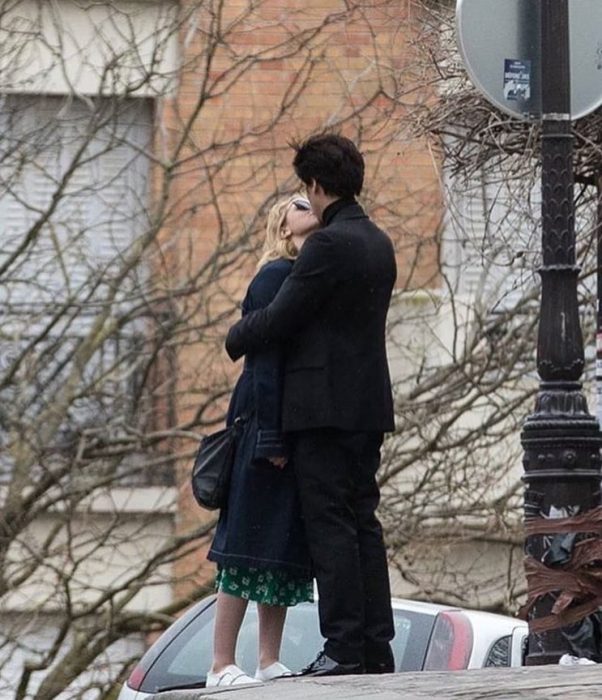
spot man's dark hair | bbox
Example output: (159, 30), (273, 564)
(292, 133), (364, 198)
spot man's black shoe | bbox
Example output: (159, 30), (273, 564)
(299, 651), (364, 677)
(365, 659), (395, 674)
(365, 646), (395, 674)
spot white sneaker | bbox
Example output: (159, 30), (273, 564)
(206, 664), (262, 687)
(254, 661), (293, 681)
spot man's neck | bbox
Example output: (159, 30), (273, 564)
(316, 195), (339, 222)
(321, 197), (356, 226)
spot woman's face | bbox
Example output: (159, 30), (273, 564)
(284, 198), (320, 239)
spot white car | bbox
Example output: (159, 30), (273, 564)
(118, 595), (527, 699)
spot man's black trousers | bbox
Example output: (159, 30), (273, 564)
(291, 428), (395, 667)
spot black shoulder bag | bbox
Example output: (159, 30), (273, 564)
(191, 417), (244, 510)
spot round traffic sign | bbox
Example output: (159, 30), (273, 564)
(456, 0), (602, 121)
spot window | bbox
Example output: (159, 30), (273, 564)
(0, 95), (152, 310)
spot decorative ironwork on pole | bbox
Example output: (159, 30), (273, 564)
(596, 174), (602, 429)
(520, 0), (602, 665)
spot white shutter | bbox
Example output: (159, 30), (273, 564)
(442, 158), (538, 312)
(444, 168), (489, 297)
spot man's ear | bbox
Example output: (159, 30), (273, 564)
(307, 179), (320, 196)
(311, 180), (325, 197)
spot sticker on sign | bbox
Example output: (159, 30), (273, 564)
(503, 59), (532, 101)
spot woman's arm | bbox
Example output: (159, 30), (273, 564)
(245, 262), (292, 462)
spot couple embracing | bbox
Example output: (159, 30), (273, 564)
(206, 133), (397, 687)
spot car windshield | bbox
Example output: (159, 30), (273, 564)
(139, 600), (434, 693)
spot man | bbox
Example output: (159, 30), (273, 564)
(226, 133), (396, 676)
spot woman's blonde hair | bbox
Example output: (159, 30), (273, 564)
(257, 194), (301, 269)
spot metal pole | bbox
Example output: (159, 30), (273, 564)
(596, 171), (602, 425)
(521, 0), (602, 664)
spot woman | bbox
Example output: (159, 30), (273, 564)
(206, 195), (320, 687)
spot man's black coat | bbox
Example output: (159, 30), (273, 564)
(226, 199), (397, 433)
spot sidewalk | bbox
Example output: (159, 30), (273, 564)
(150, 665), (602, 700)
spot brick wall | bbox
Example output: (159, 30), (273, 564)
(156, 0), (443, 595)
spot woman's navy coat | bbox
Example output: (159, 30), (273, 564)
(208, 259), (311, 577)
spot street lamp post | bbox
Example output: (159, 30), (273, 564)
(521, 0), (602, 664)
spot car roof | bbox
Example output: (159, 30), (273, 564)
(390, 597), (458, 615)
(391, 597), (528, 628)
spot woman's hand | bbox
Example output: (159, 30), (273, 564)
(269, 456), (287, 469)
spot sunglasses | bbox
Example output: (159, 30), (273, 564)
(292, 199), (311, 211)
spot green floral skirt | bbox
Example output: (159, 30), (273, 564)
(216, 565), (314, 606)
